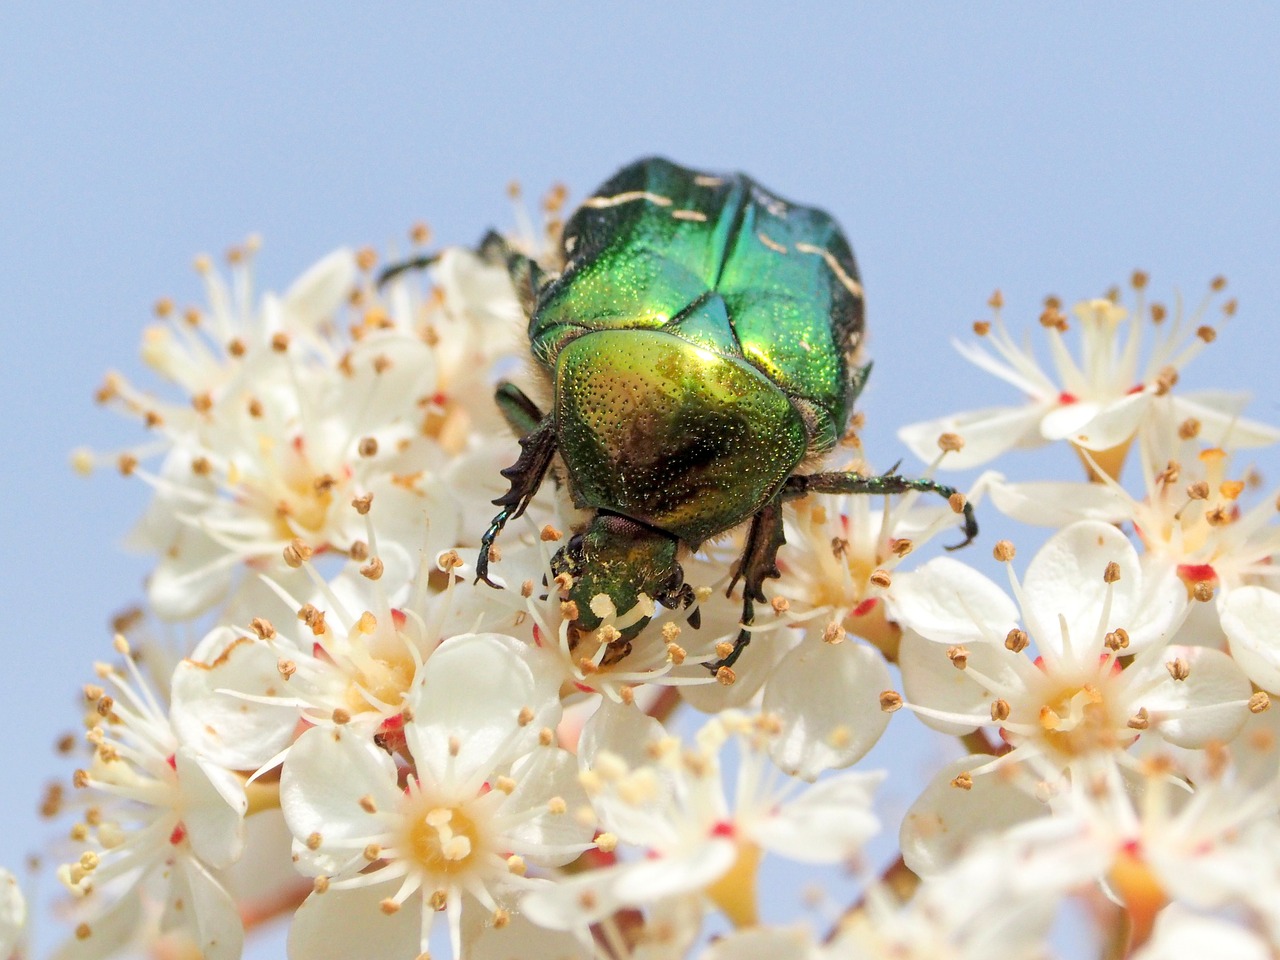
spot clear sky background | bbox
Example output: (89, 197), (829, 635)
(4, 4), (1280, 956)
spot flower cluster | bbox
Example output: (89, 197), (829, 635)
(15, 202), (1280, 960)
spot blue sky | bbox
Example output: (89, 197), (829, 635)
(4, 4), (1280, 955)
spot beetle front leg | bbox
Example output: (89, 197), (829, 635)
(783, 470), (978, 549)
(476, 416), (557, 588)
(711, 497), (786, 673)
(494, 381), (545, 437)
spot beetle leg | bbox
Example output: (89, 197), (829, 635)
(711, 497), (786, 672)
(783, 470), (979, 550)
(494, 381), (545, 437)
(476, 416), (557, 588)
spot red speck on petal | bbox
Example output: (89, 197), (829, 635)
(1058, 392), (1079, 405)
(573, 681), (595, 694)
(292, 436), (305, 453)
(1033, 656), (1046, 671)
(1178, 563), (1218, 585)
(431, 392), (448, 407)
(1122, 839), (1142, 857)
(710, 821), (736, 839)
(852, 598), (878, 618)
(1127, 384), (1145, 395)
(165, 754), (178, 770)
(374, 714), (407, 754)
(391, 609), (407, 629)
(478, 782), (491, 796)
(169, 823), (187, 846)
(532, 624), (544, 648)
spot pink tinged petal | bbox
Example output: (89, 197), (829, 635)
(762, 639), (891, 779)
(280, 248), (358, 331)
(463, 900), (593, 960)
(1221, 585), (1280, 692)
(700, 926), (816, 960)
(613, 840), (738, 903)
(287, 881), (422, 960)
(1021, 521), (1139, 658)
(173, 748), (247, 869)
(171, 636), (299, 770)
(897, 404), (1047, 470)
(408, 633), (560, 785)
(279, 727), (401, 869)
(899, 629), (1019, 736)
(986, 478), (1134, 528)
(751, 771), (883, 862)
(1171, 391), (1280, 449)
(1061, 392), (1150, 450)
(1140, 645), (1251, 747)
(888, 559), (1018, 646)
(160, 857), (244, 960)
(502, 748), (596, 866)
(50, 888), (144, 960)
(0, 870), (24, 960)
(900, 756), (1046, 877)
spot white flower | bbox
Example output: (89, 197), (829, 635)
(171, 553), (467, 771)
(892, 523), (1255, 822)
(279, 632), (592, 960)
(898, 278), (1278, 477)
(522, 704), (883, 936)
(1132, 906), (1273, 960)
(56, 638), (246, 960)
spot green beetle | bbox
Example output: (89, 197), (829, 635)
(392, 157), (976, 669)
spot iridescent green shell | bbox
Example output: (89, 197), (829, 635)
(530, 156), (866, 545)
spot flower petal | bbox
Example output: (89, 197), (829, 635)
(889, 558), (1018, 646)
(752, 770), (883, 862)
(287, 880), (421, 960)
(898, 404), (1046, 469)
(1139, 645), (1251, 747)
(762, 637), (891, 779)
(1221, 585), (1280, 692)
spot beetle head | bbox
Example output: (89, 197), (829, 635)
(551, 514), (694, 642)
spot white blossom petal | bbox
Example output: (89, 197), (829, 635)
(1140, 645), (1251, 747)
(288, 881), (421, 960)
(889, 558), (1019, 645)
(174, 748), (247, 869)
(751, 770), (882, 862)
(1221, 585), (1280, 692)
(762, 637), (891, 779)
(897, 404), (1046, 469)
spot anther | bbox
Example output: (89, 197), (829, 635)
(1103, 562), (1121, 583)
(715, 666), (737, 686)
(666, 642), (686, 664)
(517, 706), (535, 727)
(379, 899), (400, 915)
(1165, 658), (1190, 681)
(990, 699), (1011, 721)
(822, 622), (844, 644)
(1186, 481), (1210, 500)
(879, 690), (903, 713)
(1005, 628), (1029, 653)
(1193, 582), (1215, 603)
(993, 540), (1016, 562)
(251, 617), (276, 639)
(332, 708), (351, 725)
(938, 433), (964, 453)
(359, 795), (377, 813)
(360, 557), (384, 580)
(270, 333), (290, 353)
(277, 658), (296, 680)
(1105, 628), (1130, 651)
(283, 539), (313, 568)
(947, 646), (969, 669)
(352, 493), (373, 515)
(1131, 270), (1148, 289)
(972, 321), (991, 336)
(869, 569), (892, 589)
(541, 525), (563, 542)
(305, 832), (323, 850)
(1128, 708), (1150, 730)
(950, 772), (973, 790)
(1178, 418), (1201, 440)
(350, 540), (369, 561)
(1249, 691), (1271, 714)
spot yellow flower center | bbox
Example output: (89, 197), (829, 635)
(405, 804), (482, 876)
